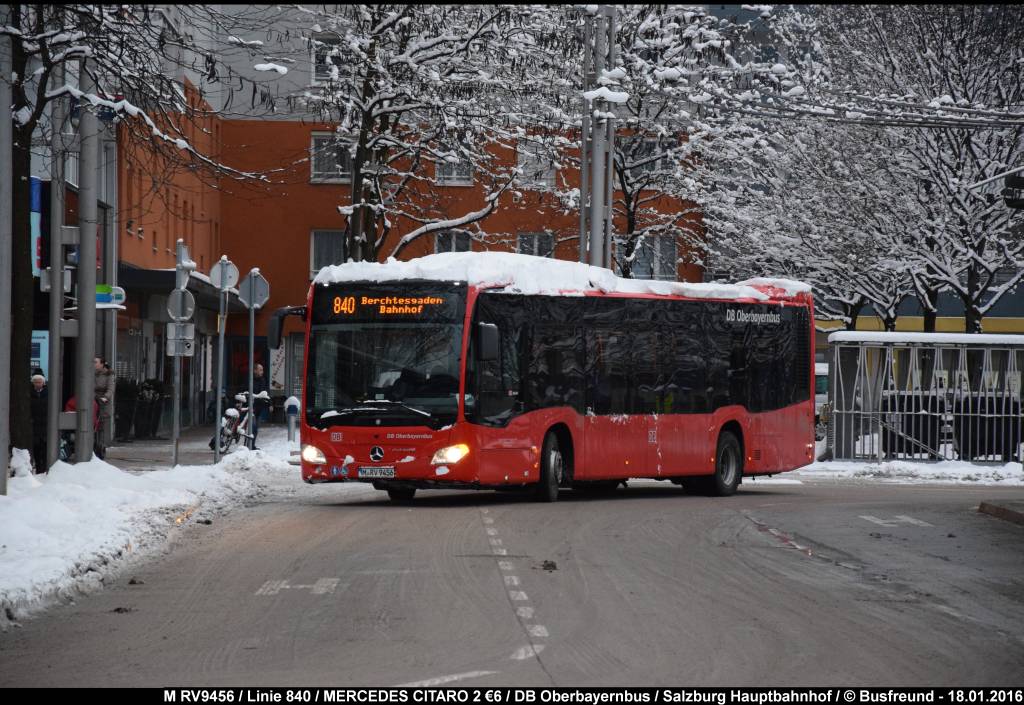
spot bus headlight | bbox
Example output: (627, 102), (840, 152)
(301, 444), (327, 465)
(431, 444), (470, 465)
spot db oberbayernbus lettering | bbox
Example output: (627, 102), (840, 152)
(268, 253), (816, 503)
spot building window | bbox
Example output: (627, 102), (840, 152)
(310, 229), (346, 278)
(516, 142), (556, 187)
(517, 232), (554, 258)
(311, 133), (352, 182)
(625, 139), (669, 180)
(65, 151), (79, 188)
(312, 34), (347, 84)
(626, 235), (678, 281)
(436, 230), (472, 253)
(436, 158), (473, 186)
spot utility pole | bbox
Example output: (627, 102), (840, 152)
(1, 25), (13, 490)
(580, 6), (618, 271)
(168, 240), (196, 466)
(579, 13), (593, 263)
(238, 269), (270, 451)
(47, 65), (67, 469)
(603, 8), (617, 271)
(209, 256), (238, 463)
(74, 60), (99, 462)
(588, 11), (607, 269)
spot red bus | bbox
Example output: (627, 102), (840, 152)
(271, 253), (816, 502)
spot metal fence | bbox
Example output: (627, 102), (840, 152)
(829, 332), (1024, 462)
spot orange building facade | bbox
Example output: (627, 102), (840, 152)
(215, 118), (704, 403)
(106, 107), (703, 424)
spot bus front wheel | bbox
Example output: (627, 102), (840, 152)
(536, 432), (564, 502)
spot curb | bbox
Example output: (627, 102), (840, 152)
(978, 502), (1024, 527)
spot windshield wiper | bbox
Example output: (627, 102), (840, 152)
(362, 399), (432, 417)
(320, 400), (431, 420)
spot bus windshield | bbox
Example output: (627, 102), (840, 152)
(306, 281), (466, 428)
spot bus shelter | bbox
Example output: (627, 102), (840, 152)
(828, 332), (1024, 462)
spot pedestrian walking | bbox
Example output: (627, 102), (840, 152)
(30, 374), (48, 473)
(94, 357), (115, 459)
(251, 362), (270, 449)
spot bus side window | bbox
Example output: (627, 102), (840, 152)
(588, 328), (630, 415)
(529, 325), (585, 413)
(632, 328), (661, 414)
(664, 309), (708, 414)
(469, 318), (522, 426)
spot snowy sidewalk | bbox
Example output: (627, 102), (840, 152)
(104, 422), (258, 472)
(0, 426), (302, 628)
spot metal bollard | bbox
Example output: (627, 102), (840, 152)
(285, 395), (300, 442)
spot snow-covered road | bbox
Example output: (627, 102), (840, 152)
(1, 427), (1021, 628)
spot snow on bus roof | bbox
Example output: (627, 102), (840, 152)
(736, 277), (813, 297)
(829, 331), (1024, 345)
(314, 252), (809, 302)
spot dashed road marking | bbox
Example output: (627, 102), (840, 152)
(510, 645), (546, 660)
(481, 508), (551, 664)
(860, 514), (934, 527)
(255, 578), (339, 596)
(397, 671), (498, 687)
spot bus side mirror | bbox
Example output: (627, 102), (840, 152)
(477, 322), (499, 362)
(269, 306), (307, 349)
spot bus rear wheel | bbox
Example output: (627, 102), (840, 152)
(536, 432), (564, 502)
(711, 431), (742, 496)
(387, 487), (416, 502)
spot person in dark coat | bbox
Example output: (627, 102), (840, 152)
(94, 357), (115, 459)
(251, 362), (270, 448)
(30, 374), (48, 473)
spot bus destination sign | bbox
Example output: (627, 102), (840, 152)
(334, 295), (447, 317)
(313, 282), (466, 324)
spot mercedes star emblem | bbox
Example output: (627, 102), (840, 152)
(370, 446), (385, 462)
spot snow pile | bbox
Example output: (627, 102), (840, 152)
(737, 277), (813, 297)
(314, 251), (783, 301)
(794, 459), (1024, 486)
(0, 444), (296, 628)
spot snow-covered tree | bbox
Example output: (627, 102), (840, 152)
(675, 4), (1024, 332)
(694, 4), (1024, 332)
(293, 4), (580, 262)
(1, 4), (279, 451)
(800, 5), (1024, 333)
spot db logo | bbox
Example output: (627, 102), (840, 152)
(331, 432), (343, 442)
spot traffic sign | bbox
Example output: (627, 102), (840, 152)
(40, 267), (72, 293)
(167, 288), (196, 321)
(166, 338), (195, 357)
(166, 322), (195, 341)
(96, 284), (126, 304)
(210, 258), (239, 290)
(239, 269), (270, 310)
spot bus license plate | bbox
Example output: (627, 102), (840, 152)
(358, 466), (396, 479)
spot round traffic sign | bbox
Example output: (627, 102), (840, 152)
(167, 288), (196, 321)
(210, 259), (239, 290)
